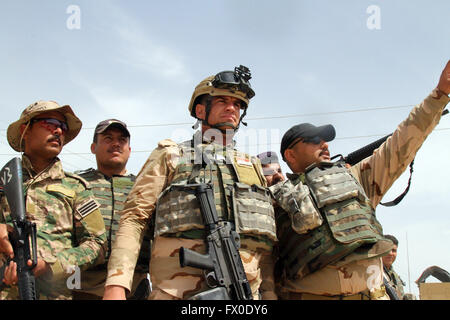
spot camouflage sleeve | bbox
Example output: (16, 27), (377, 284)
(351, 92), (450, 208)
(105, 139), (179, 291)
(259, 250), (278, 300)
(49, 186), (107, 282)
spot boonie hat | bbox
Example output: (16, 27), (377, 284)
(7, 100), (82, 152)
(280, 123), (336, 159)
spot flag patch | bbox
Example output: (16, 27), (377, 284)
(76, 199), (100, 218)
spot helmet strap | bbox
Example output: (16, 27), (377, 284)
(19, 121), (31, 153)
(192, 119), (201, 130)
(199, 99), (247, 133)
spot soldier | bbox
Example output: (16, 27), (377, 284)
(271, 60), (450, 300)
(382, 234), (406, 299)
(257, 151), (285, 187)
(103, 65), (277, 300)
(72, 119), (151, 300)
(0, 101), (107, 299)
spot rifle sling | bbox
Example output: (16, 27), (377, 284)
(380, 159), (414, 207)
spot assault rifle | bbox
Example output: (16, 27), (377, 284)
(0, 157), (37, 300)
(176, 182), (253, 300)
(383, 277), (400, 300)
(331, 109), (448, 206)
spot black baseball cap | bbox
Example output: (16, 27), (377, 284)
(280, 123), (336, 159)
(257, 151), (280, 165)
(93, 119), (130, 141)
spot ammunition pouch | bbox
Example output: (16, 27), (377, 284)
(154, 137), (277, 243)
(276, 161), (386, 280)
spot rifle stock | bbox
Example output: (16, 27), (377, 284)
(1, 157), (37, 300)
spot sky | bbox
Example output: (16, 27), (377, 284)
(0, 0), (449, 298)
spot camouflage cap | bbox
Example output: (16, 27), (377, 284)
(257, 151), (280, 165)
(7, 100), (82, 152)
(93, 119), (130, 141)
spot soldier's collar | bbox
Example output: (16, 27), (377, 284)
(22, 154), (34, 174)
(286, 172), (306, 184)
(22, 155), (65, 182)
(193, 130), (236, 148)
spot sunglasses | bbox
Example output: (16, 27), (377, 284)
(302, 136), (323, 145)
(287, 136), (323, 150)
(30, 118), (68, 133)
(211, 65), (255, 100)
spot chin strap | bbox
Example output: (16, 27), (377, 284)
(194, 100), (248, 134)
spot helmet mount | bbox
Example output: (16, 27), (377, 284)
(188, 65), (255, 133)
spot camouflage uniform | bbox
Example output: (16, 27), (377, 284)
(72, 168), (151, 299)
(106, 132), (277, 299)
(273, 90), (450, 299)
(384, 265), (405, 299)
(0, 156), (107, 300)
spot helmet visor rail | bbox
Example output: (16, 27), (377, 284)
(211, 65), (255, 100)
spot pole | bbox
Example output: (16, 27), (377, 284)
(406, 232), (411, 293)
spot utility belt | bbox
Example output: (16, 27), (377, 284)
(283, 286), (388, 300)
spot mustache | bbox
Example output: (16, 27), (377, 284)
(108, 147), (123, 153)
(47, 135), (61, 145)
(320, 148), (330, 157)
(221, 112), (237, 119)
(272, 176), (283, 184)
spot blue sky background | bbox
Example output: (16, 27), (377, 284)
(1, 0), (449, 298)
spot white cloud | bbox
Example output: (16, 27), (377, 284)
(114, 26), (188, 80)
(105, 2), (191, 82)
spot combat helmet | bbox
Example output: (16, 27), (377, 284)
(188, 65), (255, 131)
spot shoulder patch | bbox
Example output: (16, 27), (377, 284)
(158, 139), (177, 148)
(76, 198), (100, 218)
(74, 168), (95, 176)
(64, 171), (91, 189)
(47, 184), (76, 198)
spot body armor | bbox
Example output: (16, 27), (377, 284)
(274, 161), (389, 280)
(154, 135), (277, 244)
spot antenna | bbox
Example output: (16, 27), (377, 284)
(406, 232), (411, 293)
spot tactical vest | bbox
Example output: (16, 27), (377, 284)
(77, 169), (135, 243)
(154, 138), (277, 243)
(275, 161), (388, 280)
(77, 169), (150, 272)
